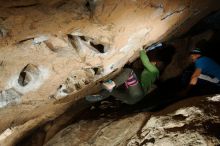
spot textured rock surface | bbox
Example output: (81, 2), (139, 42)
(46, 94), (220, 146)
(0, 0), (220, 145)
(0, 0), (219, 103)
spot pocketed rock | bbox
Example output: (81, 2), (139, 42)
(0, 0), (220, 145)
(53, 68), (95, 99)
(18, 64), (40, 87)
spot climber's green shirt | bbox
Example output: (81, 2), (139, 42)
(140, 50), (159, 94)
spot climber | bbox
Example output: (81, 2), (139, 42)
(181, 47), (220, 96)
(85, 43), (173, 104)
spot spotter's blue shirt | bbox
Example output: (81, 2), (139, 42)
(195, 56), (220, 80)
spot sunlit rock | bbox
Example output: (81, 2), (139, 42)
(0, 0), (220, 145)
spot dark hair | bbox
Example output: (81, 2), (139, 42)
(155, 61), (165, 72)
(147, 44), (174, 60)
(191, 39), (207, 55)
(152, 43), (175, 72)
(196, 39), (208, 49)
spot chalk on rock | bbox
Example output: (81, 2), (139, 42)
(0, 27), (8, 38)
(33, 35), (48, 44)
(0, 88), (22, 108)
(0, 127), (14, 141)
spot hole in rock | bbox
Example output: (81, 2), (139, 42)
(9, 3), (39, 8)
(67, 34), (73, 39)
(18, 72), (29, 86)
(17, 37), (34, 44)
(74, 83), (81, 90)
(68, 34), (106, 53)
(92, 67), (101, 75)
(79, 36), (86, 41)
(90, 41), (105, 53)
(18, 64), (40, 87)
(85, 0), (92, 12)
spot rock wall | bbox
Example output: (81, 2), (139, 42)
(0, 0), (220, 145)
(45, 95), (220, 146)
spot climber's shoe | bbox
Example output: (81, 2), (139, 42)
(85, 94), (107, 103)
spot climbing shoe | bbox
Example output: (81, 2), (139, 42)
(85, 94), (107, 103)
